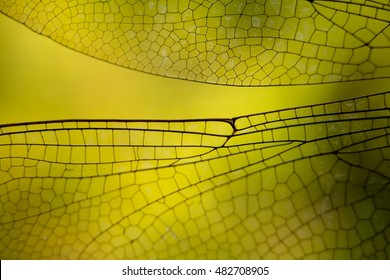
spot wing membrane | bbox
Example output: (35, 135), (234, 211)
(1, 92), (389, 259)
(1, 0), (390, 86)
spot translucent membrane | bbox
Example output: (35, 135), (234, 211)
(1, 0), (390, 86)
(0, 92), (389, 259)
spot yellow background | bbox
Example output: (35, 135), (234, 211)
(1, 14), (390, 125)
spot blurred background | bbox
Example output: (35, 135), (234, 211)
(1, 14), (390, 125)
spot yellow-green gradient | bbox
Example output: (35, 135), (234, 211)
(0, 2), (390, 260)
(1, 13), (389, 123)
(1, 0), (390, 86)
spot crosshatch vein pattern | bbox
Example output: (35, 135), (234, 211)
(1, 0), (390, 86)
(0, 92), (389, 259)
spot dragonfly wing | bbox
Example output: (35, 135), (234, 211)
(1, 0), (390, 86)
(0, 92), (389, 259)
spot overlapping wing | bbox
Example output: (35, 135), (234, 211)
(0, 92), (389, 259)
